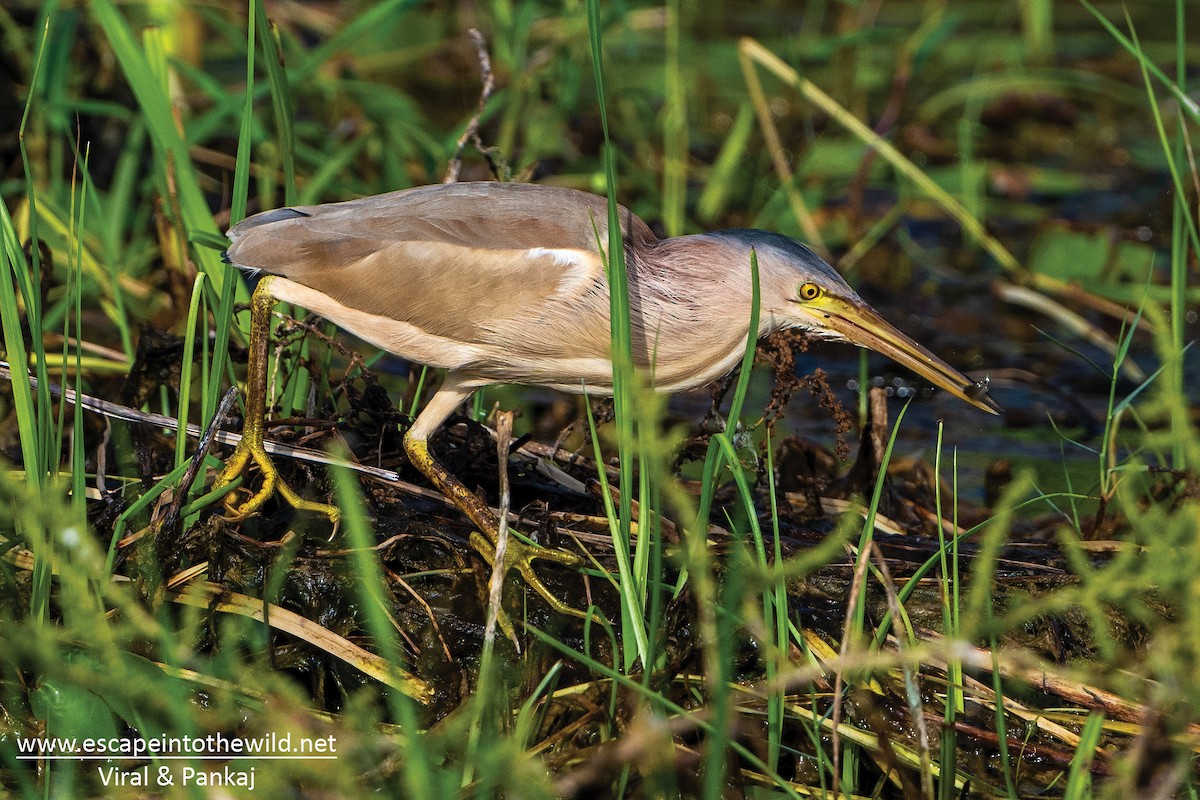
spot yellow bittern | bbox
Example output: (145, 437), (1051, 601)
(215, 181), (998, 616)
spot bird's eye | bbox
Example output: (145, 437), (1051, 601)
(798, 282), (822, 302)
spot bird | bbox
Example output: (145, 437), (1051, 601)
(215, 181), (999, 616)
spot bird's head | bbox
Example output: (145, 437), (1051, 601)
(711, 230), (1000, 415)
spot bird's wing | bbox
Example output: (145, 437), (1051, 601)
(226, 182), (654, 261)
(225, 183), (653, 347)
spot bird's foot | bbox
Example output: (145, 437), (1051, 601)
(213, 277), (339, 526)
(214, 431), (340, 525)
(405, 433), (597, 622)
(468, 528), (594, 621)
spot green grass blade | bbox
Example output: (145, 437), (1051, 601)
(89, 0), (243, 304)
(586, 0), (647, 671)
(0, 207), (41, 487)
(67, 145), (89, 514)
(725, 250), (760, 426)
(176, 273), (206, 468)
(1077, 0), (1200, 126)
(256, 7), (297, 204)
(857, 400), (912, 640)
(230, 0), (256, 225)
(697, 102), (753, 224)
(1063, 713), (1105, 800)
(293, 0), (421, 82)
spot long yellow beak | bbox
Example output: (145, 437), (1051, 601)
(816, 297), (1001, 415)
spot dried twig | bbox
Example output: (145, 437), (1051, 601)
(485, 410), (516, 650)
(444, 29), (496, 184)
(157, 386), (239, 539)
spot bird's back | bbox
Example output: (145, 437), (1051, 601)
(225, 183), (654, 344)
(225, 182), (654, 270)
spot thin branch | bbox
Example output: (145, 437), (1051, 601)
(444, 29), (496, 183)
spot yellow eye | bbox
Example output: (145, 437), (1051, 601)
(798, 282), (822, 302)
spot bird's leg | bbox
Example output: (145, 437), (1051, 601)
(214, 277), (341, 523)
(404, 384), (588, 619)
